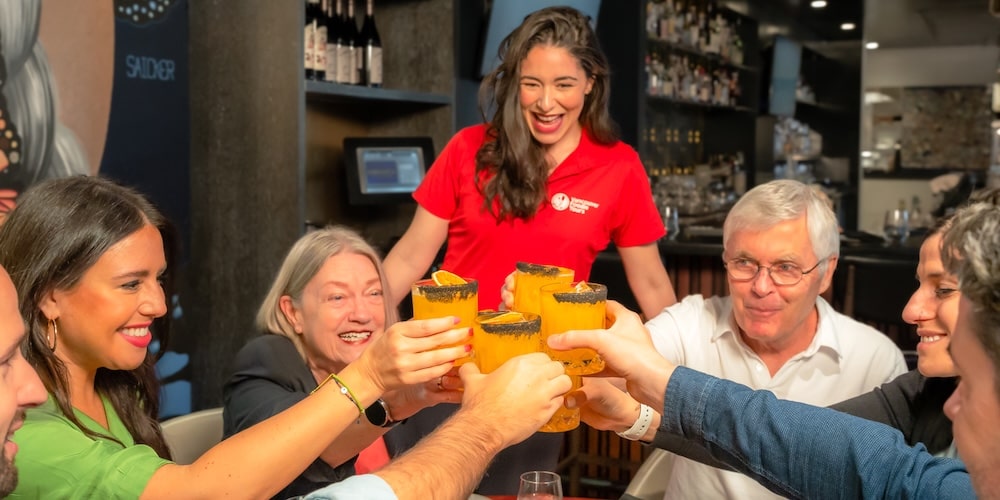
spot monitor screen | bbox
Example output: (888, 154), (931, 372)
(357, 147), (426, 195)
(344, 137), (435, 205)
(479, 0), (602, 77)
(768, 36), (802, 117)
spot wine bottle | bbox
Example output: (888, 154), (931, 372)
(304, 0), (320, 79)
(314, 0), (327, 81)
(335, 0), (352, 84)
(361, 0), (382, 87)
(346, 0), (362, 85)
(323, 0), (339, 83)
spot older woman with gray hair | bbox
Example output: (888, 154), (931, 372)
(223, 226), (465, 500)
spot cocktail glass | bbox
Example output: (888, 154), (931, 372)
(538, 374), (582, 433)
(540, 282), (607, 375)
(411, 277), (478, 365)
(473, 311), (542, 374)
(512, 262), (574, 315)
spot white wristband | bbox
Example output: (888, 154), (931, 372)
(616, 403), (654, 441)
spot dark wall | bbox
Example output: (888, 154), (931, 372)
(188, 0), (304, 409)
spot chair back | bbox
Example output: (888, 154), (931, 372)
(160, 407), (224, 465)
(620, 449), (673, 500)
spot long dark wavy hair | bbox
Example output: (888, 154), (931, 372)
(477, 6), (618, 221)
(0, 175), (172, 458)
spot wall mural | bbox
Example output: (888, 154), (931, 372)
(0, 0), (192, 418)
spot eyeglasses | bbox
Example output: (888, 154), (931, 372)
(724, 257), (826, 286)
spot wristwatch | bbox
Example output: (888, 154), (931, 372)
(365, 399), (399, 428)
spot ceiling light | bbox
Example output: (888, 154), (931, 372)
(841, 23), (856, 31)
(861, 151), (873, 158)
(865, 41), (880, 50)
(810, 0), (827, 7)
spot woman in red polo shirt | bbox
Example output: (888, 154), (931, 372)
(382, 6), (677, 495)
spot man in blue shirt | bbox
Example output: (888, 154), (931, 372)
(549, 201), (1000, 499)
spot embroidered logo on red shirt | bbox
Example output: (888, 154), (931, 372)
(551, 193), (600, 215)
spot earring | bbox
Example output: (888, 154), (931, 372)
(47, 319), (58, 351)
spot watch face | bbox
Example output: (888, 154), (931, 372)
(366, 399), (390, 427)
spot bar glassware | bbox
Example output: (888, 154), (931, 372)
(517, 470), (563, 500)
(538, 374), (582, 433)
(512, 262), (574, 315)
(540, 282), (607, 375)
(411, 277), (478, 365)
(473, 311), (542, 375)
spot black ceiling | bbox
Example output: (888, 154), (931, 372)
(724, 0), (865, 43)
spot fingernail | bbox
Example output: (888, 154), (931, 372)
(468, 327), (474, 337)
(453, 316), (461, 325)
(465, 344), (473, 352)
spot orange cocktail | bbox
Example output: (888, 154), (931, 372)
(412, 271), (478, 365)
(540, 282), (607, 375)
(473, 311), (541, 374)
(512, 262), (574, 315)
(538, 374), (582, 433)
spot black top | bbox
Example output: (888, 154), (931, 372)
(652, 370), (956, 468)
(829, 370), (955, 454)
(223, 335), (356, 500)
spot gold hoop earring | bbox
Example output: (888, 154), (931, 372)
(47, 319), (58, 351)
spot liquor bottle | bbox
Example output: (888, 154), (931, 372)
(323, 0), (339, 82)
(345, 0), (361, 85)
(360, 0), (382, 87)
(314, 0), (328, 81)
(304, 0), (320, 79)
(335, 0), (355, 84)
(333, 0), (354, 85)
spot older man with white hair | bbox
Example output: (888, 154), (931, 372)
(615, 180), (907, 499)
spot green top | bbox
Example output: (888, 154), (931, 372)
(10, 394), (171, 499)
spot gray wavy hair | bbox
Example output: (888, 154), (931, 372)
(723, 180), (840, 272)
(941, 202), (1000, 398)
(256, 226), (398, 361)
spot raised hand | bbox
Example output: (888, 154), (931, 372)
(499, 270), (516, 311)
(458, 353), (570, 449)
(355, 316), (471, 394)
(547, 300), (675, 411)
(567, 378), (642, 433)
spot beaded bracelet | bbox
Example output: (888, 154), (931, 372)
(616, 403), (654, 441)
(313, 373), (365, 423)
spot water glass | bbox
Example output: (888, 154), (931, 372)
(883, 209), (910, 245)
(663, 205), (680, 241)
(517, 471), (563, 500)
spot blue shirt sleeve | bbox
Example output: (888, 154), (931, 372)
(299, 474), (397, 500)
(660, 366), (975, 499)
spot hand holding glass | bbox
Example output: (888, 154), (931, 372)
(540, 282), (607, 375)
(411, 277), (478, 365)
(512, 262), (574, 315)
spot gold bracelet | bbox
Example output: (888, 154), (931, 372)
(313, 372), (365, 422)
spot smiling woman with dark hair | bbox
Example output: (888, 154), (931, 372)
(1, 176), (469, 499)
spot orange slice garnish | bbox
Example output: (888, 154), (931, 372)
(432, 270), (467, 286)
(478, 311), (525, 324)
(574, 281), (593, 292)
